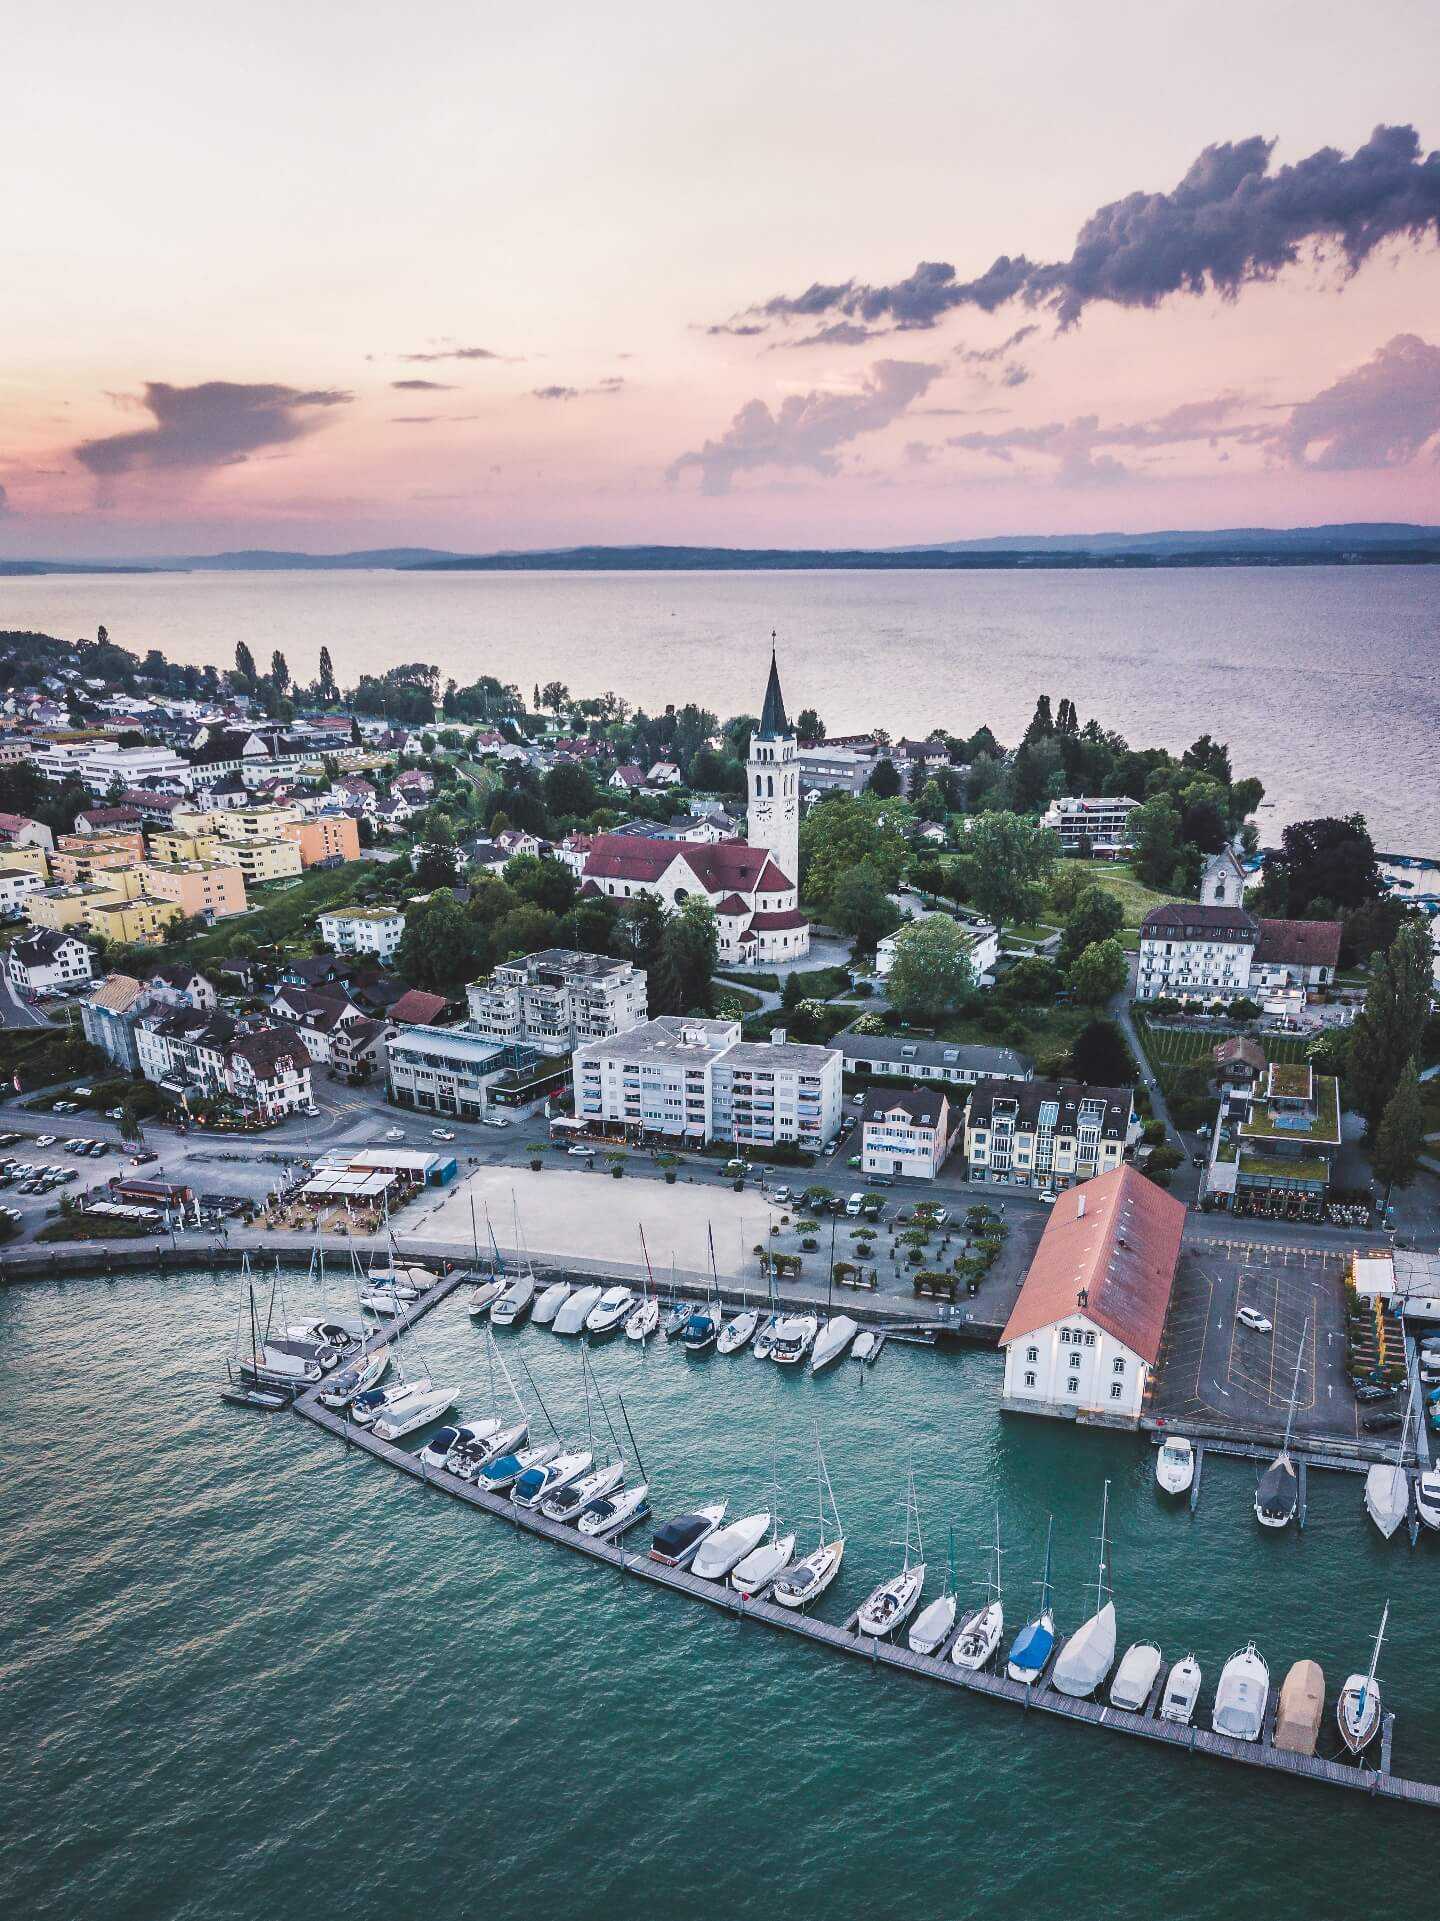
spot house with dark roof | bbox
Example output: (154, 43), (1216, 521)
(840, 1032), (1034, 1089)
(7, 927), (94, 995)
(1137, 902), (1259, 1002)
(963, 1078), (1135, 1191)
(1252, 918), (1343, 991)
(387, 987), (450, 1026)
(1000, 1165), (1186, 1425)
(146, 963), (218, 1010)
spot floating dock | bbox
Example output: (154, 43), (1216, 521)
(284, 1276), (1440, 1812)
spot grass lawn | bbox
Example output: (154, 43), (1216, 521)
(1136, 1022), (1311, 1070)
(1003, 922), (1061, 948)
(923, 1001), (1098, 1068)
(1053, 859), (1171, 938)
(182, 861), (378, 963)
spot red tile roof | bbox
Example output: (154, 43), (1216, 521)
(746, 908), (809, 930)
(714, 893), (750, 916)
(387, 988), (449, 1024)
(1000, 1164), (1185, 1366)
(1254, 917), (1342, 969)
(581, 833), (795, 896)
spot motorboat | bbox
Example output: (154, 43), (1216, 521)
(661, 1299), (693, 1338)
(541, 1459), (625, 1523)
(1415, 1469), (1440, 1530)
(691, 1511), (772, 1581)
(479, 1439), (558, 1491)
(579, 1482), (651, 1538)
(359, 1285), (407, 1319)
(258, 1334), (339, 1375)
(286, 1318), (361, 1350)
(1109, 1642), (1164, 1712)
(585, 1285), (635, 1336)
(625, 1296), (660, 1342)
(490, 1276), (537, 1328)
(1159, 1654), (1202, 1725)
(318, 1343), (389, 1409)
(373, 1384), (456, 1442)
(717, 1309), (759, 1355)
(731, 1531), (797, 1598)
(1274, 1659), (1326, 1756)
(1155, 1436), (1195, 1496)
(466, 1277), (507, 1319)
(649, 1503), (727, 1567)
(554, 1285), (603, 1336)
(1052, 1483), (1117, 1699)
(1006, 1516), (1056, 1685)
(810, 1315), (859, 1374)
(752, 1314), (780, 1361)
(448, 1418), (530, 1479)
(1256, 1323), (1307, 1529)
(351, 1374), (432, 1428)
(365, 1260), (420, 1301)
(1211, 1643), (1270, 1743)
(1364, 1461), (1410, 1538)
(512, 1450), (593, 1510)
(852, 1328), (881, 1366)
(420, 1418), (501, 1471)
(908, 1592), (957, 1657)
(681, 1307), (720, 1353)
(858, 1461), (927, 1639)
(769, 1314), (818, 1367)
(1337, 1604), (1388, 1756)
(951, 1510), (1004, 1670)
(533, 1281), (572, 1326)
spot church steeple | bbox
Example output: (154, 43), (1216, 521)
(756, 631), (791, 741)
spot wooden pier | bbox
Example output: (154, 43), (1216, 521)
(281, 1275), (1440, 1813)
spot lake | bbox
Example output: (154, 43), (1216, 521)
(3, 565), (1437, 846)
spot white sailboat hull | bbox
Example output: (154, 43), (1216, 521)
(533, 1282), (572, 1325)
(1338, 1674), (1383, 1753)
(716, 1310), (758, 1354)
(950, 1599), (1003, 1670)
(540, 1460), (624, 1523)
(373, 1385), (455, 1441)
(692, 1512), (772, 1581)
(858, 1563), (926, 1639)
(318, 1345), (389, 1407)
(908, 1594), (957, 1656)
(771, 1539), (844, 1610)
(554, 1286), (603, 1335)
(625, 1300), (660, 1341)
(730, 1533), (796, 1598)
(579, 1482), (651, 1538)
(810, 1315), (859, 1373)
(1364, 1462), (1408, 1539)
(1052, 1600), (1117, 1698)
(466, 1279), (507, 1318)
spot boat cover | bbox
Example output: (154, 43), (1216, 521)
(1255, 1458), (1297, 1519)
(1052, 1602), (1116, 1697)
(1273, 1660), (1325, 1754)
(1008, 1617), (1054, 1673)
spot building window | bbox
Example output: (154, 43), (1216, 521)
(1067, 1378), (1079, 1394)
(1069, 1353), (1081, 1370)
(1026, 1345), (1038, 1363)
(1083, 1331), (1096, 1347)
(1112, 1357), (1125, 1375)
(1109, 1382), (1123, 1401)
(1059, 1328), (1070, 1344)
(1024, 1371), (1036, 1388)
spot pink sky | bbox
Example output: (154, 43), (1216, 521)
(4, 0), (1440, 558)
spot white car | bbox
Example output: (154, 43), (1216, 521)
(384, 1126), (405, 1141)
(567, 1145), (595, 1158)
(844, 1192), (865, 1217)
(1038, 1189), (1058, 1205)
(302, 1104), (320, 1118)
(1236, 1306), (1274, 1334)
(431, 1127), (456, 1141)
(482, 1115), (511, 1129)
(35, 1135), (56, 1147)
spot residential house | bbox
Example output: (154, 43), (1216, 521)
(387, 987), (450, 1026)
(1251, 918), (1343, 994)
(140, 859), (249, 921)
(1205, 1060), (1343, 1208)
(318, 906), (407, 963)
(7, 928), (94, 995)
(226, 1029), (314, 1119)
(1000, 1166), (1185, 1425)
(74, 805), (145, 835)
(281, 814), (360, 867)
(1040, 796), (1140, 855)
(795, 745), (877, 796)
(840, 1034), (1034, 1089)
(81, 973), (149, 1070)
(466, 949), (647, 1056)
(373, 794), (413, 831)
(963, 1078), (1135, 1190)
(860, 1086), (960, 1181)
(145, 963), (218, 1010)
(0, 867), (45, 919)
(646, 761), (682, 787)
(1136, 903), (1259, 1002)
(1212, 1036), (1266, 1084)
(609, 764), (646, 793)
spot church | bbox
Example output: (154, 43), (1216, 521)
(578, 648), (812, 964)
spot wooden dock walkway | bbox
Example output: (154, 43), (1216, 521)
(281, 1274), (1440, 1813)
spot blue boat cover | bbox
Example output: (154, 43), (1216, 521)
(1010, 1619), (1054, 1667)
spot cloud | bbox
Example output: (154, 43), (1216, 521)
(948, 392), (1263, 485)
(667, 358), (941, 495)
(1268, 332), (1440, 468)
(401, 344), (513, 362)
(73, 380), (352, 479)
(734, 123), (1440, 333)
(771, 321), (883, 350)
(903, 440), (936, 465)
(391, 378), (456, 391)
(705, 321), (768, 337)
(956, 324), (1039, 366)
(532, 378), (626, 400)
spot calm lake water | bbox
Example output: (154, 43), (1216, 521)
(2, 1268), (1435, 1921)
(3, 566), (1437, 847)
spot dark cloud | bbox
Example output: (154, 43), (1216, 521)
(1000, 364), (1031, 389)
(903, 440), (936, 466)
(73, 380), (352, 479)
(736, 123), (1440, 333)
(772, 321), (883, 350)
(532, 378), (625, 400)
(956, 324), (1039, 365)
(705, 322), (768, 337)
(402, 345), (512, 362)
(667, 358), (941, 495)
(533, 385), (581, 401)
(1268, 332), (1440, 468)
(391, 378), (456, 391)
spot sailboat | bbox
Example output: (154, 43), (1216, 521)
(626, 1227), (661, 1341)
(681, 1226), (723, 1352)
(731, 1471), (796, 1598)
(772, 1434), (845, 1610)
(908, 1525), (959, 1655)
(1255, 1318), (1308, 1529)
(466, 1203), (506, 1317)
(1338, 1602), (1389, 1755)
(1007, 1515), (1057, 1684)
(717, 1276), (758, 1354)
(1052, 1483), (1117, 1699)
(857, 1458), (927, 1638)
(693, 1511), (773, 1580)
(950, 1510), (1004, 1670)
(221, 1280), (297, 1408)
(1364, 1383), (1414, 1539)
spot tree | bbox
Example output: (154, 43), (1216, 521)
(541, 680), (571, 716)
(492, 904), (560, 962)
(962, 811), (1059, 938)
(1059, 886), (1124, 967)
(317, 645), (337, 702)
(1067, 937), (1128, 1007)
(504, 853), (576, 914)
(233, 641), (258, 691)
(609, 894), (666, 971)
(1129, 794), (1181, 889)
(1372, 1058), (1424, 1196)
(799, 793), (910, 911)
(542, 761), (595, 818)
(866, 758), (902, 799)
(270, 650), (290, 693)
(998, 955), (1060, 1005)
(1259, 814), (1384, 917)
(1048, 864), (1092, 917)
(413, 844), (459, 890)
(885, 917), (977, 1022)
(395, 893), (486, 991)
(1070, 1018), (1133, 1087)
(828, 860), (903, 952)
(796, 707), (825, 741)
(1348, 922), (1434, 1126)
(653, 899), (718, 1015)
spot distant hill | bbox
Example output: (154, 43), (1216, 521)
(159, 547), (463, 570)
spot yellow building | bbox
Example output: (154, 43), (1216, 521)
(170, 808), (223, 837)
(0, 845), (51, 882)
(86, 895), (182, 945)
(146, 831), (224, 865)
(29, 883), (123, 931)
(139, 860), (248, 920)
(229, 838), (303, 884)
(51, 834), (145, 886)
(215, 804), (303, 842)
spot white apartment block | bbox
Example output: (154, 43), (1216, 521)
(964, 1078), (1134, 1190)
(0, 866), (45, 918)
(318, 906), (407, 963)
(573, 1018), (842, 1150)
(466, 948), (647, 1056)
(1040, 795), (1140, 853)
(1136, 903), (1258, 1001)
(860, 1087), (958, 1181)
(78, 743), (189, 794)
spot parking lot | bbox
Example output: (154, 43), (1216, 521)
(1151, 1238), (1359, 1444)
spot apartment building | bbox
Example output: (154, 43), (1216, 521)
(840, 1033), (1034, 1089)
(7, 929), (94, 996)
(1040, 795), (1140, 854)
(466, 948), (647, 1056)
(795, 745), (877, 795)
(0, 867), (45, 919)
(710, 1032), (843, 1152)
(963, 1078), (1134, 1191)
(282, 814), (360, 867)
(147, 831), (225, 865)
(81, 973), (149, 1070)
(319, 907), (407, 963)
(385, 1024), (507, 1119)
(51, 832), (146, 885)
(88, 895), (182, 945)
(141, 859), (249, 921)
(860, 1086), (959, 1181)
(1136, 903), (1258, 1001)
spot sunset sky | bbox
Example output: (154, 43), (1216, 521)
(5, 0), (1440, 557)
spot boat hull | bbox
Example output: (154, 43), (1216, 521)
(771, 1539), (844, 1610)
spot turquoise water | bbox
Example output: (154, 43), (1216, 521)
(3, 1269), (1435, 1921)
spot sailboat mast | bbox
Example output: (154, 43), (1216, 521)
(1040, 1513), (1054, 1612)
(1357, 1600), (1389, 1722)
(639, 1223), (654, 1303)
(1095, 1480), (1111, 1614)
(1282, 1317), (1308, 1454)
(617, 1392), (647, 1483)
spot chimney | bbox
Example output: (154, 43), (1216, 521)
(1077, 1286), (1089, 1310)
(1076, 1193), (1086, 1218)
(770, 1027), (787, 1047)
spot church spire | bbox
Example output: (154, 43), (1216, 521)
(756, 630), (791, 741)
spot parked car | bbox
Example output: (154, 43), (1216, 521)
(431, 1128), (456, 1142)
(1236, 1307), (1273, 1333)
(87, 1142), (107, 1157)
(1038, 1189), (1058, 1205)
(384, 1127), (405, 1141)
(870, 1174), (895, 1188)
(845, 1192), (865, 1216)
(34, 1135), (56, 1147)
(482, 1115), (511, 1129)
(566, 1145), (595, 1159)
(1362, 1412), (1403, 1434)
(131, 1150), (158, 1165)
(768, 1186), (792, 1205)
(106, 1107), (126, 1120)
(1353, 1383), (1394, 1404)
(302, 1104), (321, 1119)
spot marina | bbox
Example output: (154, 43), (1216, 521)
(288, 1269), (1440, 1810)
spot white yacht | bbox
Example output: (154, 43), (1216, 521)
(579, 1481), (651, 1538)
(1155, 1436), (1195, 1496)
(1052, 1482), (1117, 1700)
(490, 1276), (536, 1328)
(1159, 1654), (1203, 1725)
(1415, 1469), (1440, 1531)
(858, 1462), (926, 1639)
(318, 1343), (389, 1409)
(751, 1314), (780, 1361)
(772, 1438), (844, 1611)
(448, 1418), (530, 1479)
(466, 1277), (507, 1319)
(420, 1418), (500, 1471)
(951, 1513), (1004, 1671)
(554, 1285), (603, 1335)
(1337, 1603), (1388, 1756)
(351, 1372), (432, 1429)
(625, 1296), (660, 1341)
(852, 1328), (881, 1366)
(541, 1460), (625, 1523)
(358, 1284), (407, 1319)
(692, 1511), (772, 1581)
(286, 1318), (361, 1350)
(479, 1439), (557, 1491)
(810, 1315), (859, 1374)
(585, 1286), (635, 1336)
(731, 1531), (796, 1598)
(1110, 1642), (1164, 1711)
(373, 1384), (455, 1442)
(1255, 1325), (1307, 1529)
(717, 1308), (759, 1355)
(769, 1314), (818, 1367)
(1211, 1643), (1270, 1742)
(649, 1503), (727, 1567)
(533, 1281), (572, 1326)
(512, 1450), (593, 1510)
(1364, 1384), (1414, 1539)
(908, 1592), (957, 1657)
